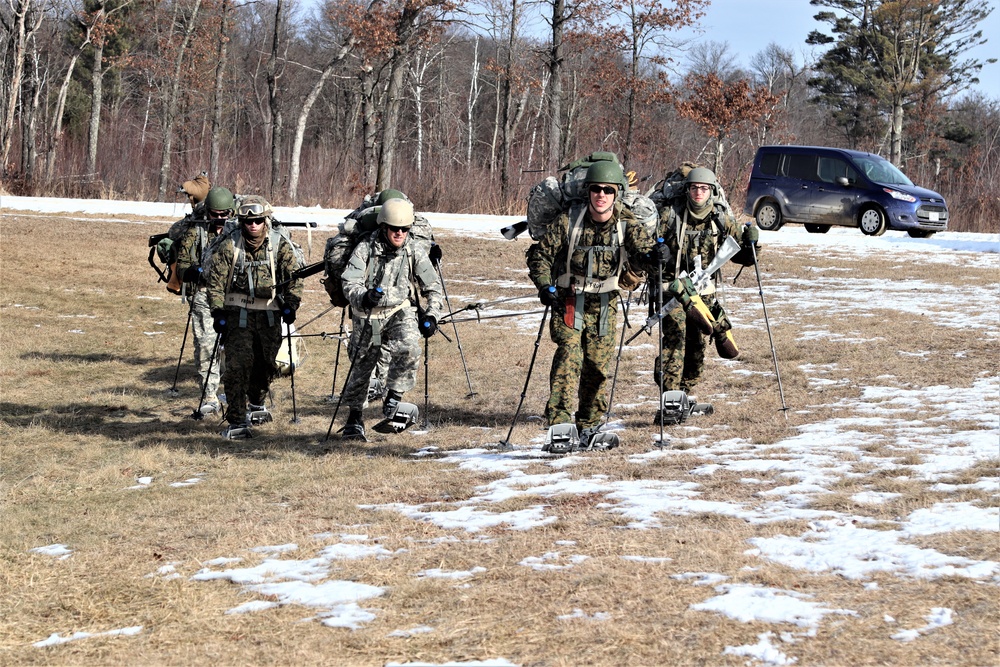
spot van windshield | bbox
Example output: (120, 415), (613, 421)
(853, 155), (914, 186)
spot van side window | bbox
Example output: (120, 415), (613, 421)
(786, 154), (817, 180)
(759, 153), (780, 176)
(818, 157), (857, 184)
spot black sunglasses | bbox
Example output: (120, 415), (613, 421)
(589, 185), (617, 196)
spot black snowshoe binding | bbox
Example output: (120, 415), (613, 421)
(542, 423), (580, 454)
(341, 410), (368, 441)
(247, 403), (272, 426)
(579, 426), (620, 451)
(653, 390), (714, 426)
(371, 391), (419, 434)
(221, 421), (253, 440)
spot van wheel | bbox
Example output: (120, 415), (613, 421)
(755, 201), (783, 231)
(907, 229), (935, 238)
(804, 224), (830, 234)
(859, 206), (887, 236)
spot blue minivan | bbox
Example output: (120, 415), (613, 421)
(743, 145), (948, 237)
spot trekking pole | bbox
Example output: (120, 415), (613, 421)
(323, 311), (375, 442)
(499, 306), (550, 448)
(169, 297), (195, 396)
(286, 324), (299, 424)
(749, 241), (788, 419)
(295, 303), (335, 333)
(435, 259), (476, 397)
(422, 334), (430, 428)
(603, 290), (633, 427)
(192, 334), (222, 420)
(329, 308), (347, 399)
(656, 263), (667, 447)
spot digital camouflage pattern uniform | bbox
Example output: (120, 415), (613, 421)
(653, 197), (744, 392)
(206, 223), (303, 425)
(341, 229), (443, 412)
(176, 219), (228, 405)
(527, 205), (656, 431)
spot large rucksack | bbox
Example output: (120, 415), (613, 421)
(526, 152), (658, 241)
(525, 152), (656, 292)
(322, 193), (433, 308)
(648, 161), (735, 219)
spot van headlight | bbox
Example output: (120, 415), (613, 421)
(883, 188), (917, 203)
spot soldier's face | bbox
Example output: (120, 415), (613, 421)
(588, 183), (617, 217)
(688, 183), (711, 206)
(385, 225), (410, 248)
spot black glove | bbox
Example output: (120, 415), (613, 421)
(538, 285), (561, 309)
(211, 310), (228, 334)
(182, 266), (202, 283)
(428, 243), (442, 265)
(419, 314), (437, 338)
(653, 242), (671, 263)
(281, 306), (296, 325)
(743, 224), (760, 245)
(361, 287), (384, 310)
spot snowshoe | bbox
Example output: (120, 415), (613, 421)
(372, 401), (420, 434)
(542, 423), (580, 454)
(220, 422), (253, 440)
(247, 404), (272, 426)
(653, 390), (691, 426)
(198, 399), (221, 416)
(579, 426), (620, 451)
(341, 422), (368, 441)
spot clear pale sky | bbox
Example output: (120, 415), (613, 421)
(296, 0), (998, 99)
(675, 0), (998, 99)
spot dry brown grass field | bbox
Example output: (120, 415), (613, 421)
(1, 211), (997, 666)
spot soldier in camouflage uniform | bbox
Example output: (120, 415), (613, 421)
(652, 167), (758, 394)
(206, 195), (304, 438)
(527, 160), (658, 445)
(339, 198), (443, 440)
(175, 186), (236, 415)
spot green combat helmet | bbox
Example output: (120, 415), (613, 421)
(376, 189), (407, 205)
(205, 186), (236, 214)
(686, 167), (718, 195)
(584, 159), (626, 193)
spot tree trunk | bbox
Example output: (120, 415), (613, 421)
(547, 0), (564, 171)
(210, 0), (230, 180)
(376, 52), (408, 190)
(360, 67), (378, 187)
(267, 0), (285, 197)
(499, 0), (520, 206)
(85, 40), (105, 180)
(288, 37), (353, 203)
(1, 0), (41, 174)
(466, 37), (480, 167)
(156, 0), (203, 200)
(46, 51), (83, 181)
(890, 99), (904, 165)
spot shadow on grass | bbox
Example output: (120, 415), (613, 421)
(22, 351), (167, 367)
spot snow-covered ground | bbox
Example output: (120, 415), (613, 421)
(8, 195), (998, 666)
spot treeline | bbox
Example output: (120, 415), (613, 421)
(1, 0), (996, 231)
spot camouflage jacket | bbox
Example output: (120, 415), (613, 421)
(527, 204), (656, 294)
(656, 198), (743, 283)
(176, 220), (228, 288)
(206, 226), (304, 313)
(342, 231), (443, 319)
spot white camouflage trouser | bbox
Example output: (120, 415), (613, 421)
(190, 289), (221, 400)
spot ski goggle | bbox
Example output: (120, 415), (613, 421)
(588, 185), (617, 196)
(237, 202), (267, 217)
